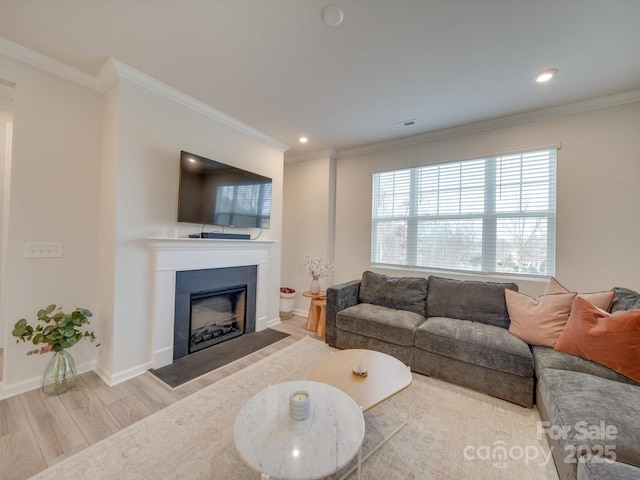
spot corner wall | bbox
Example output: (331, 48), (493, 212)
(282, 153), (336, 312)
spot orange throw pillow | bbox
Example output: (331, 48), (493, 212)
(506, 289), (576, 346)
(555, 296), (640, 383)
(543, 277), (614, 311)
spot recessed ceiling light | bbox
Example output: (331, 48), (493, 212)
(299, 136), (308, 144)
(535, 68), (558, 83)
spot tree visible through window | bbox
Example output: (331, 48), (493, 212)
(371, 149), (556, 276)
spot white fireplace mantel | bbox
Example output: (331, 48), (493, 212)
(148, 237), (274, 369)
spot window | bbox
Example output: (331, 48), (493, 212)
(215, 183), (271, 228)
(371, 149), (557, 276)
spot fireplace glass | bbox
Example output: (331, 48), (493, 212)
(189, 285), (246, 353)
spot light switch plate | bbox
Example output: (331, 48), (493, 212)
(24, 243), (63, 258)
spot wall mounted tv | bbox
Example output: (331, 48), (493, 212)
(177, 151), (272, 229)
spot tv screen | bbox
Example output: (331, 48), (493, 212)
(177, 151), (272, 229)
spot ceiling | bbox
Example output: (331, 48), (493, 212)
(0, 0), (639, 158)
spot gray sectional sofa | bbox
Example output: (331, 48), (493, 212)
(533, 288), (640, 480)
(325, 271), (640, 480)
(326, 271), (534, 407)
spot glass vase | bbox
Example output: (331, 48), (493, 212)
(42, 350), (77, 396)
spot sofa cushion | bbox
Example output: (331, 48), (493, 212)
(544, 277), (614, 311)
(505, 289), (577, 347)
(532, 346), (639, 387)
(426, 276), (517, 328)
(358, 271), (428, 317)
(336, 303), (425, 346)
(555, 296), (640, 383)
(611, 287), (640, 312)
(537, 368), (640, 469)
(578, 455), (640, 480)
(414, 317), (534, 377)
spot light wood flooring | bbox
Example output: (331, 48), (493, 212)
(0, 315), (318, 480)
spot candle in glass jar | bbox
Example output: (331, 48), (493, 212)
(289, 390), (311, 420)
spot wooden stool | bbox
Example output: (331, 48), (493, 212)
(303, 290), (326, 333)
(313, 298), (327, 337)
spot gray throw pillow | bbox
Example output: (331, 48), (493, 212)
(610, 287), (640, 312)
(426, 275), (518, 328)
(358, 271), (428, 317)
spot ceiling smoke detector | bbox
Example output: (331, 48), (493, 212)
(322, 5), (344, 27)
(391, 119), (417, 130)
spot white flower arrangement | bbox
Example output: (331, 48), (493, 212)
(303, 254), (335, 279)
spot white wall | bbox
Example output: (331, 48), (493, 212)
(97, 77), (284, 383)
(0, 54), (102, 395)
(332, 102), (640, 296)
(282, 153), (335, 312)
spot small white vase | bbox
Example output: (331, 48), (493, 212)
(309, 277), (321, 294)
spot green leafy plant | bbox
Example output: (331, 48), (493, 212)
(12, 304), (99, 353)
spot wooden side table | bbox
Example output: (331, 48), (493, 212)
(313, 298), (327, 337)
(302, 290), (326, 335)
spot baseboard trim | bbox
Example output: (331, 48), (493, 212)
(0, 359), (94, 399)
(293, 308), (308, 317)
(103, 361), (153, 387)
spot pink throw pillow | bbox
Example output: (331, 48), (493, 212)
(506, 289), (576, 347)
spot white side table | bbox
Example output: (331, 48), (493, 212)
(233, 380), (365, 480)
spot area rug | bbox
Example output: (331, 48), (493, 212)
(148, 328), (290, 388)
(31, 337), (557, 480)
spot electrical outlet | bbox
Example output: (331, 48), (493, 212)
(24, 243), (63, 258)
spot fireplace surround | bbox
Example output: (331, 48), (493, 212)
(148, 237), (273, 369)
(173, 266), (257, 360)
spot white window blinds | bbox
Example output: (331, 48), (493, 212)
(372, 149), (557, 276)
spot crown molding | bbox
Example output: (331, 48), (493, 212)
(0, 37), (290, 152)
(336, 89), (640, 159)
(106, 60), (290, 152)
(284, 148), (338, 164)
(0, 37), (102, 91)
(96, 59), (119, 91)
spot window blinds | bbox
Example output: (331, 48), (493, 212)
(372, 149), (556, 276)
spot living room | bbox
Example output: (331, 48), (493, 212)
(0, 1), (639, 479)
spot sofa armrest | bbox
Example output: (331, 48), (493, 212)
(325, 280), (361, 346)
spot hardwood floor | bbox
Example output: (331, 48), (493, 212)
(0, 315), (318, 480)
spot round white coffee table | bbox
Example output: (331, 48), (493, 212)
(233, 380), (365, 480)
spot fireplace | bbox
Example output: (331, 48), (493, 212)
(148, 237), (273, 370)
(173, 265), (257, 361)
(189, 286), (246, 353)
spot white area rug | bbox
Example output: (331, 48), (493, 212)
(31, 336), (556, 479)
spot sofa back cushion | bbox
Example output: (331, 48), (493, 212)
(610, 287), (640, 312)
(358, 271), (428, 317)
(427, 276), (518, 328)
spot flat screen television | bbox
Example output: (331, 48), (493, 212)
(177, 151), (272, 229)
